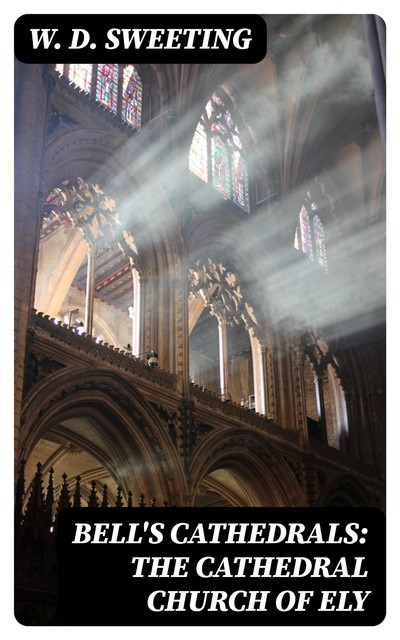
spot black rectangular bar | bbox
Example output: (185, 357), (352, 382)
(15, 14), (267, 64)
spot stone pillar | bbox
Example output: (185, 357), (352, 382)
(293, 348), (309, 448)
(131, 269), (141, 357)
(172, 274), (190, 394)
(258, 343), (268, 415)
(140, 274), (155, 361)
(14, 63), (52, 469)
(278, 341), (305, 436)
(265, 339), (277, 420)
(343, 391), (360, 459)
(84, 244), (95, 337)
(316, 374), (328, 444)
(218, 319), (229, 400)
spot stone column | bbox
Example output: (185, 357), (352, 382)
(258, 343), (268, 415)
(14, 63), (52, 470)
(131, 269), (141, 357)
(218, 319), (229, 400)
(171, 274), (190, 394)
(293, 348), (309, 448)
(316, 374), (328, 444)
(84, 244), (95, 337)
(140, 274), (155, 362)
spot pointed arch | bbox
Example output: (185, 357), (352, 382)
(189, 90), (250, 211)
(19, 367), (186, 504)
(300, 330), (350, 449)
(189, 429), (308, 507)
(317, 474), (373, 507)
(188, 258), (268, 414)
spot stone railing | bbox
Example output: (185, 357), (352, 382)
(30, 309), (178, 391)
(190, 382), (298, 442)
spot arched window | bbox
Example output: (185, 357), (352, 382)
(35, 178), (141, 354)
(188, 259), (268, 414)
(55, 64), (143, 130)
(189, 91), (250, 212)
(294, 191), (328, 270)
(301, 332), (348, 450)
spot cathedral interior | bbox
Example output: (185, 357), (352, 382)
(14, 14), (386, 623)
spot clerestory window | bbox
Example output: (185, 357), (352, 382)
(189, 91), (250, 212)
(294, 190), (328, 270)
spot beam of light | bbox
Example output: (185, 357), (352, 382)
(74, 15), (384, 346)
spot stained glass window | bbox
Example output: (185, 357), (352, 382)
(224, 110), (234, 129)
(205, 100), (214, 120)
(54, 64), (142, 131)
(212, 93), (225, 107)
(122, 65), (142, 129)
(232, 150), (249, 210)
(211, 121), (228, 136)
(299, 205), (313, 259)
(211, 136), (230, 198)
(68, 64), (92, 93)
(189, 122), (208, 183)
(96, 64), (118, 114)
(189, 90), (250, 211)
(313, 215), (328, 270)
(294, 194), (328, 270)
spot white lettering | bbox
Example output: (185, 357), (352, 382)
(69, 28), (91, 50)
(30, 29), (58, 49)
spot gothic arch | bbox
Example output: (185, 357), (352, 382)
(44, 125), (126, 189)
(38, 125), (185, 368)
(189, 429), (307, 507)
(19, 367), (186, 505)
(317, 474), (374, 507)
(43, 124), (181, 245)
